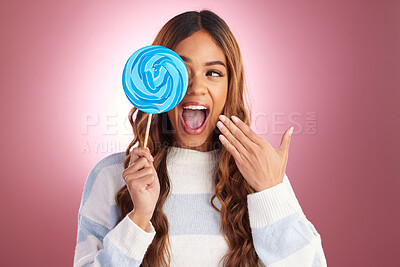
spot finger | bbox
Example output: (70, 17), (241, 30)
(122, 157), (151, 179)
(135, 174), (156, 192)
(124, 166), (154, 182)
(278, 127), (294, 154)
(219, 134), (242, 162)
(229, 115), (264, 147)
(217, 117), (247, 156)
(218, 115), (255, 152)
(129, 146), (153, 166)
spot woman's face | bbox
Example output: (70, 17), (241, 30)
(167, 30), (228, 152)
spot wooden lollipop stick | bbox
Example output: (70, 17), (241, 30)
(143, 113), (152, 148)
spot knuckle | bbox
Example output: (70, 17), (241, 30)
(142, 174), (150, 180)
(143, 167), (152, 176)
(144, 160), (151, 168)
(126, 175), (135, 183)
(254, 133), (262, 142)
(231, 127), (239, 136)
(131, 146), (140, 154)
(148, 175), (155, 183)
(232, 139), (240, 147)
(230, 144), (236, 153)
(248, 145), (257, 155)
(140, 174), (151, 184)
(137, 157), (147, 165)
(132, 146), (147, 156)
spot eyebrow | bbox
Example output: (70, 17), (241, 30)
(179, 55), (226, 68)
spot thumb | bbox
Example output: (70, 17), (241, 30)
(278, 126), (294, 153)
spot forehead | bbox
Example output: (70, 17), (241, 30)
(174, 30), (226, 64)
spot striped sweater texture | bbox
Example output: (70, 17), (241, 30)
(73, 146), (327, 266)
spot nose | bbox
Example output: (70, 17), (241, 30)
(186, 73), (207, 96)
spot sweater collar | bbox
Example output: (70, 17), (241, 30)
(166, 145), (219, 166)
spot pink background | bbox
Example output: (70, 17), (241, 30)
(1, 0), (399, 266)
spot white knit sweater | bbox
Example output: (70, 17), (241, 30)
(73, 146), (327, 266)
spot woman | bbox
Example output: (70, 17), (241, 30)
(74, 10), (327, 267)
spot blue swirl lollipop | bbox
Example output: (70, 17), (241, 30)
(122, 45), (188, 114)
(122, 45), (188, 148)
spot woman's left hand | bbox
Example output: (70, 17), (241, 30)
(217, 114), (294, 192)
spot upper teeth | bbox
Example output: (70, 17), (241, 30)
(183, 105), (207, 110)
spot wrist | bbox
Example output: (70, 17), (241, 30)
(129, 211), (152, 232)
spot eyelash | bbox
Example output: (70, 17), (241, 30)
(206, 70), (223, 77)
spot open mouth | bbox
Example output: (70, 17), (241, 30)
(179, 101), (210, 135)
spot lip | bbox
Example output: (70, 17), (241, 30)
(179, 101), (211, 135)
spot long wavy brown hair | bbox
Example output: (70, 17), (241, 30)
(115, 9), (262, 267)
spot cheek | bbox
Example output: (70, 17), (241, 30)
(167, 108), (178, 127)
(211, 83), (228, 120)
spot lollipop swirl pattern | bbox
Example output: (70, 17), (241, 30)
(122, 45), (188, 114)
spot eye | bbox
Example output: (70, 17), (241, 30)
(206, 70), (223, 77)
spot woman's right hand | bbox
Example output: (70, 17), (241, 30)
(122, 147), (160, 230)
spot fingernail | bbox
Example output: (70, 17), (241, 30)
(231, 115), (239, 123)
(217, 121), (224, 129)
(150, 155), (154, 161)
(219, 134), (226, 142)
(288, 127), (294, 136)
(219, 115), (226, 122)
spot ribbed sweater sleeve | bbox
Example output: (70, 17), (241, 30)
(74, 212), (156, 267)
(247, 173), (327, 267)
(73, 153), (156, 267)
